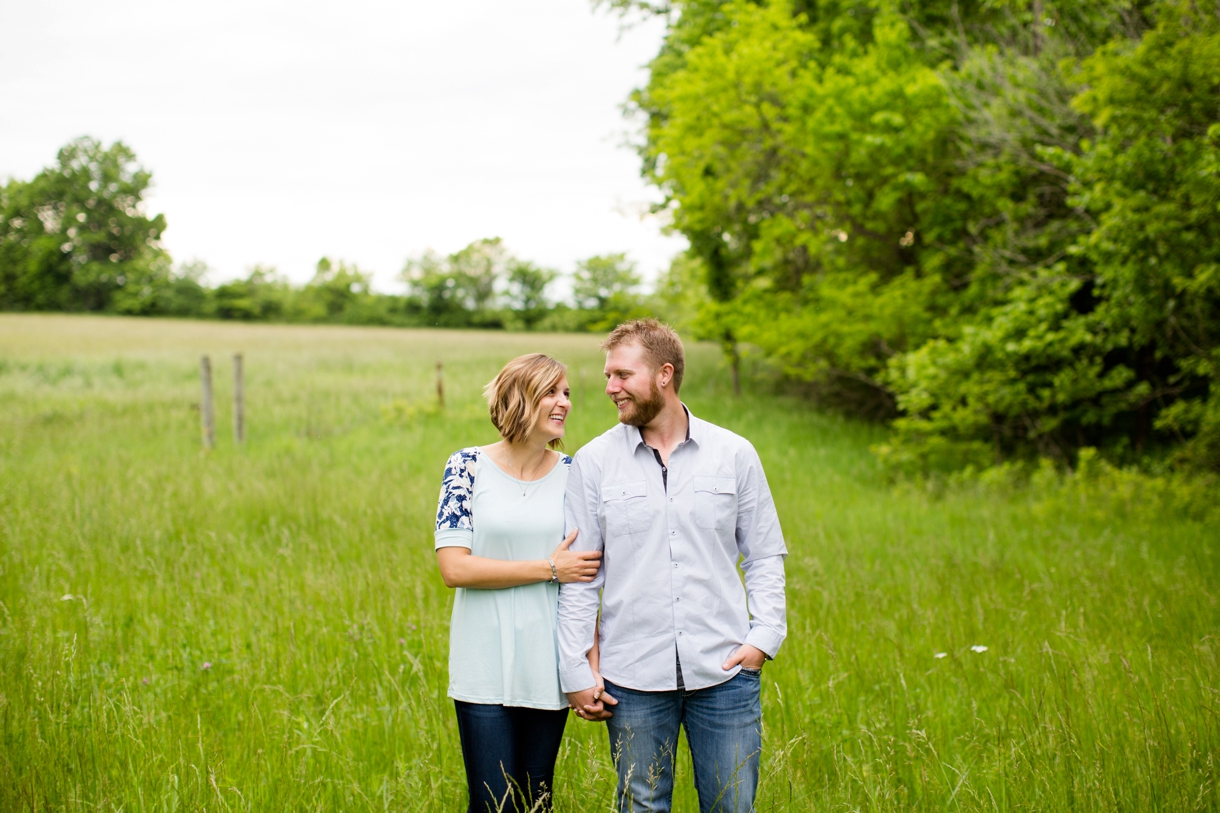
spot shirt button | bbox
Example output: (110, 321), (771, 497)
(671, 530), (676, 535)
(678, 631), (683, 636)
(673, 563), (678, 568)
(670, 497), (674, 502)
(675, 597), (680, 602)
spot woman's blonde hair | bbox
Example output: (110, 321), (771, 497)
(484, 353), (568, 447)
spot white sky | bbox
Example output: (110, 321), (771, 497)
(0, 0), (684, 295)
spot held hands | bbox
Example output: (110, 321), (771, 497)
(568, 645), (763, 722)
(722, 643), (767, 672)
(549, 530), (601, 584)
(554, 531), (608, 720)
(567, 676), (617, 722)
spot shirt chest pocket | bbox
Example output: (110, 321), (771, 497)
(693, 475), (737, 531)
(602, 481), (651, 537)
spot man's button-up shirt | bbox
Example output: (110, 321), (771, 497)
(557, 408), (788, 693)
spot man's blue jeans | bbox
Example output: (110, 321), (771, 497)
(603, 669), (762, 813)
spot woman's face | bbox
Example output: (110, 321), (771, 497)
(531, 374), (571, 444)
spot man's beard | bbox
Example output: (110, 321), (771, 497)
(619, 380), (665, 427)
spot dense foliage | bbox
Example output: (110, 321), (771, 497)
(0, 138), (175, 314)
(0, 141), (650, 334)
(624, 0), (1220, 469)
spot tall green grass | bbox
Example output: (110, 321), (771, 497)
(0, 314), (1216, 811)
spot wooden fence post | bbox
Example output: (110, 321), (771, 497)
(233, 353), (245, 444)
(436, 361), (445, 410)
(200, 355), (215, 449)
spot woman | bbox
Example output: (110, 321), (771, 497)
(434, 353), (602, 813)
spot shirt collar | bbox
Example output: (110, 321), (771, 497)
(629, 404), (697, 451)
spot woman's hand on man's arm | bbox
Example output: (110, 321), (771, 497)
(435, 530), (600, 589)
(549, 530), (601, 583)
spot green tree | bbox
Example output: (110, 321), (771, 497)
(635, 0), (963, 407)
(885, 1), (1220, 469)
(401, 249), (463, 324)
(400, 238), (509, 327)
(651, 250), (710, 336)
(505, 260), (556, 330)
(298, 257), (374, 322)
(0, 137), (171, 312)
(449, 238), (506, 314)
(610, 0), (1220, 469)
(151, 260), (213, 317)
(572, 253), (644, 331)
(213, 265), (290, 321)
(572, 253), (640, 311)
(1068, 3), (1220, 466)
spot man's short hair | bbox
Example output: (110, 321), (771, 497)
(484, 353), (567, 447)
(601, 319), (685, 394)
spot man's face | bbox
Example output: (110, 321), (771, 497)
(604, 341), (665, 427)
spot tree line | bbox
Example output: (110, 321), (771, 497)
(609, 0), (1220, 472)
(0, 138), (656, 333)
(5, 0), (1218, 476)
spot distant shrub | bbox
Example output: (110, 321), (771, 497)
(889, 446), (1220, 526)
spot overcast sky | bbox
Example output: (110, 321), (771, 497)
(0, 0), (683, 294)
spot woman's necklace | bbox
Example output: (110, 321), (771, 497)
(507, 450), (546, 497)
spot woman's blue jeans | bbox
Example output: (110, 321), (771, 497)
(604, 669), (762, 813)
(453, 701), (568, 813)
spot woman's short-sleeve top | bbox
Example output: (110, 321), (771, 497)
(433, 447), (573, 709)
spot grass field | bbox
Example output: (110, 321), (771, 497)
(0, 313), (1217, 812)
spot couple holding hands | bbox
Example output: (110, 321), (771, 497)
(435, 319), (788, 813)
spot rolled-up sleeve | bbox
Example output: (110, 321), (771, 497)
(736, 445), (788, 658)
(556, 450), (604, 693)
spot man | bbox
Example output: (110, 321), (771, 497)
(558, 319), (787, 813)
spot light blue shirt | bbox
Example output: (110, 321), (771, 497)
(435, 448), (571, 709)
(557, 408), (788, 694)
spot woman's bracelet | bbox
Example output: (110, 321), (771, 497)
(547, 558), (559, 584)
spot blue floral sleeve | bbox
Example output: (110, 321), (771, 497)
(436, 448), (478, 532)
